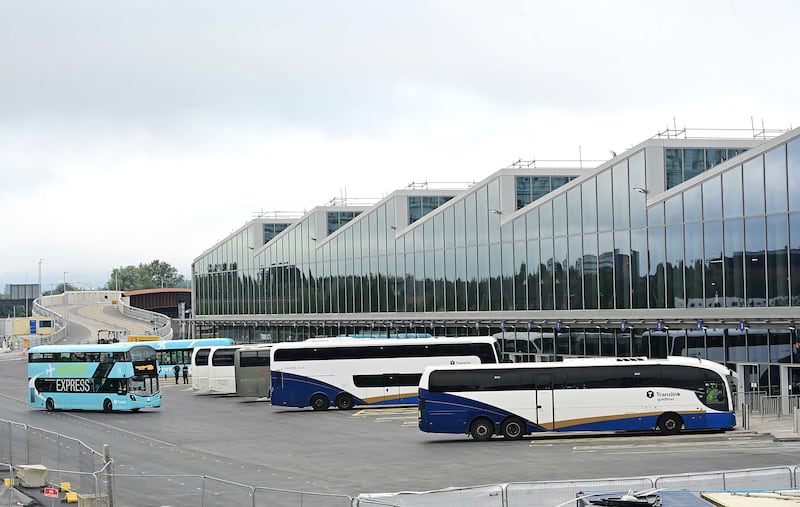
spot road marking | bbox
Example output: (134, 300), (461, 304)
(62, 413), (176, 448)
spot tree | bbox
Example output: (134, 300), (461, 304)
(106, 260), (186, 291)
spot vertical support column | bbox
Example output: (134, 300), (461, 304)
(103, 444), (113, 507)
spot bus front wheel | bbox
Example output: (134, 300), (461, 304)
(45, 398), (55, 411)
(103, 398), (113, 413)
(501, 417), (526, 440)
(657, 413), (683, 435)
(470, 418), (494, 441)
(335, 393), (355, 410)
(310, 394), (329, 411)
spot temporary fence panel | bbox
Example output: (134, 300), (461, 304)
(254, 486), (355, 507)
(655, 466), (794, 491)
(110, 474), (205, 507)
(357, 485), (504, 507)
(506, 478), (654, 507)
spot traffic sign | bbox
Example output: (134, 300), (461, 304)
(620, 320), (627, 332)
(739, 320), (747, 332)
(44, 487), (59, 498)
(656, 319), (664, 331)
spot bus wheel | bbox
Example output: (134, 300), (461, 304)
(657, 413), (682, 435)
(103, 398), (113, 413)
(310, 394), (329, 411)
(470, 418), (494, 441)
(501, 417), (526, 440)
(335, 393), (355, 410)
(45, 398), (55, 412)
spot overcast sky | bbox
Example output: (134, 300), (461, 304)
(1, 0), (798, 292)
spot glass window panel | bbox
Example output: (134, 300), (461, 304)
(630, 228), (648, 309)
(648, 226), (666, 308)
(766, 214), (789, 307)
(581, 179), (597, 233)
(454, 200), (466, 247)
(433, 213), (444, 250)
(722, 165), (743, 218)
(764, 145), (788, 214)
(513, 216), (525, 242)
(647, 202), (664, 227)
(706, 148), (727, 170)
(724, 219), (745, 306)
(743, 156), (765, 217)
(488, 179), (501, 244)
(567, 188), (582, 235)
(466, 245), (478, 311)
(527, 239), (541, 310)
(464, 193), (477, 245)
(532, 177), (551, 201)
(684, 223), (703, 308)
(629, 151), (647, 228)
(704, 221), (723, 307)
(665, 148), (683, 189)
(553, 194), (567, 236)
(568, 235), (583, 309)
(540, 238), (554, 310)
(516, 176), (532, 209)
(665, 195), (683, 225)
(745, 217), (766, 307)
(540, 201), (554, 237)
(598, 232), (614, 309)
(666, 225), (685, 309)
(513, 241), (527, 310)
(702, 177), (722, 221)
(684, 149), (705, 180)
(614, 230), (631, 309)
(583, 234), (598, 309)
(683, 185), (702, 222)
(788, 138), (800, 212)
(612, 161), (630, 229)
(478, 245), (490, 311)
(455, 247), (466, 311)
(502, 242), (514, 310)
(596, 170), (613, 231)
(554, 237), (568, 310)
(526, 208), (539, 238)
(476, 187), (489, 245)
(790, 213), (800, 306)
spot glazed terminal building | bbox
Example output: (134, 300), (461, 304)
(191, 125), (800, 397)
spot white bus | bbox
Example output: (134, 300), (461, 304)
(418, 356), (737, 441)
(270, 336), (500, 411)
(234, 345), (273, 397)
(191, 346), (214, 392)
(206, 345), (243, 394)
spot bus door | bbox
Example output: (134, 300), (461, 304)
(534, 373), (555, 431)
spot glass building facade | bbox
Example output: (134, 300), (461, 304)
(192, 128), (800, 396)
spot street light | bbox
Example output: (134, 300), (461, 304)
(38, 258), (44, 301)
(63, 271), (69, 336)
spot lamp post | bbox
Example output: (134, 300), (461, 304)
(38, 258), (44, 301)
(63, 271), (69, 336)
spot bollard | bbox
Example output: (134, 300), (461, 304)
(795, 409), (799, 434)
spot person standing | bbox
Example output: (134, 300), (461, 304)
(182, 364), (189, 384)
(173, 364), (180, 384)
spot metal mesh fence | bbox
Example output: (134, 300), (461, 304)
(357, 485), (503, 507)
(506, 478), (654, 507)
(254, 486), (355, 507)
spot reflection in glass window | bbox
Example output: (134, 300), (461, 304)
(743, 156), (765, 217)
(764, 146), (788, 215)
(666, 148), (683, 189)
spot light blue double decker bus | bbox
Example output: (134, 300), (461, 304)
(142, 338), (235, 378)
(28, 343), (162, 412)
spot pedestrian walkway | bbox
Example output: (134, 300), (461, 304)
(741, 412), (800, 442)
